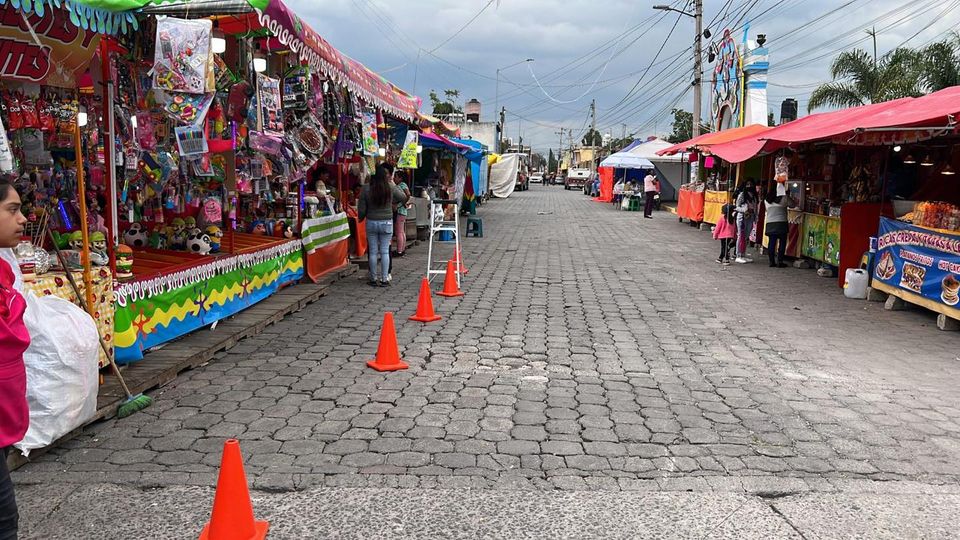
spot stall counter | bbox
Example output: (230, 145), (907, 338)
(676, 188), (705, 222)
(703, 191), (731, 225)
(301, 213), (350, 282)
(26, 269), (114, 368)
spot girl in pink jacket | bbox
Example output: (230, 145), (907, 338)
(0, 179), (30, 539)
(713, 203), (737, 265)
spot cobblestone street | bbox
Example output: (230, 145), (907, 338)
(15, 185), (960, 538)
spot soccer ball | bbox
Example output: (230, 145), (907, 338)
(123, 222), (148, 249)
(186, 230), (212, 255)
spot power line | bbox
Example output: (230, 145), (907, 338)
(426, 0), (497, 54)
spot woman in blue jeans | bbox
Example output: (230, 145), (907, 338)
(359, 163), (409, 287)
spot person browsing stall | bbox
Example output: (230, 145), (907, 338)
(0, 179), (30, 540)
(764, 186), (796, 268)
(393, 173), (412, 257)
(359, 163), (409, 287)
(733, 178), (759, 264)
(643, 170), (659, 218)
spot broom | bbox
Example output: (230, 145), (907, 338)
(46, 229), (152, 418)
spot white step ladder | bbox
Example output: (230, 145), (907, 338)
(426, 198), (461, 286)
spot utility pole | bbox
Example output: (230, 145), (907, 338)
(655, 2), (703, 138)
(693, 0), (703, 138)
(556, 127), (565, 174)
(498, 106), (505, 154)
(589, 99), (596, 173)
(621, 123), (627, 142)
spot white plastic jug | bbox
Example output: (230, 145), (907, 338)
(844, 268), (869, 299)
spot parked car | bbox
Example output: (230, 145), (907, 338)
(530, 173), (544, 184)
(564, 169), (590, 190)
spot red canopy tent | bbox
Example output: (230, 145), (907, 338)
(656, 124), (771, 157)
(698, 87), (960, 164)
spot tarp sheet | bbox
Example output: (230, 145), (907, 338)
(626, 138), (687, 163)
(705, 99), (910, 163)
(490, 153), (520, 198)
(452, 138), (488, 197)
(600, 152), (654, 169)
(594, 166), (614, 202)
(657, 124), (771, 156)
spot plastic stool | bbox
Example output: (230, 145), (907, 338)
(466, 217), (484, 237)
(628, 197), (642, 211)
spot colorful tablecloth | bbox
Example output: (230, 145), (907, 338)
(301, 213), (350, 282)
(677, 188), (705, 222)
(25, 268), (114, 368)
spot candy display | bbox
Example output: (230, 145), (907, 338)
(903, 201), (960, 232)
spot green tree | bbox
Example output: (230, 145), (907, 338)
(429, 89), (463, 116)
(767, 112), (776, 126)
(667, 108), (693, 143)
(808, 48), (922, 112)
(548, 148), (557, 173)
(915, 33), (960, 92)
(582, 129), (602, 147)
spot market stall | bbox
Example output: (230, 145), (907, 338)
(0, 1), (133, 368)
(623, 137), (686, 201)
(97, 0), (421, 359)
(598, 149), (654, 204)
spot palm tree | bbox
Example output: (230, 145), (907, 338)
(808, 48), (923, 112)
(915, 32), (960, 92)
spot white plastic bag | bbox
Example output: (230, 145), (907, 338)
(15, 291), (99, 455)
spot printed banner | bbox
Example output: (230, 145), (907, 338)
(113, 243), (303, 363)
(362, 108), (378, 156)
(874, 217), (960, 310)
(0, 5), (100, 88)
(397, 130), (418, 169)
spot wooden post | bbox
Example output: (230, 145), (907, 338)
(74, 124), (95, 315)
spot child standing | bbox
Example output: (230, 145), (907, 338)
(713, 203), (737, 265)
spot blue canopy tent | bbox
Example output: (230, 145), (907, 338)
(451, 138), (489, 201)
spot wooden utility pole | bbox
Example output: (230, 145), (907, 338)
(498, 106), (506, 153)
(589, 99), (597, 173)
(556, 127), (565, 174)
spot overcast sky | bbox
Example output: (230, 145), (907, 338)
(286, 0), (960, 152)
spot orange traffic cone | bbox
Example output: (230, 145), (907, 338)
(437, 259), (465, 298)
(410, 277), (442, 323)
(453, 247), (469, 275)
(366, 312), (409, 371)
(199, 439), (269, 540)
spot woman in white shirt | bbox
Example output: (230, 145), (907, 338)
(764, 185), (795, 268)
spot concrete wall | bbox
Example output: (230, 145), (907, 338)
(452, 122), (497, 153)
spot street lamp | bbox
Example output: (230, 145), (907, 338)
(494, 58), (534, 153)
(654, 2), (704, 138)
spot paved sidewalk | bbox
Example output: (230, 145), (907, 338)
(14, 185), (960, 537)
